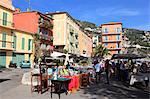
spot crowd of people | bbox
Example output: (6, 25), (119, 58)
(92, 59), (150, 87)
(38, 56), (149, 88)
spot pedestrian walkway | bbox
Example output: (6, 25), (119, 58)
(0, 69), (150, 99)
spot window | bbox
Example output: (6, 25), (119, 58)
(13, 36), (17, 49)
(116, 28), (121, 33)
(103, 28), (108, 33)
(3, 12), (7, 26)
(104, 36), (108, 41)
(94, 39), (97, 42)
(116, 43), (120, 48)
(116, 35), (120, 40)
(22, 38), (25, 50)
(41, 28), (48, 35)
(104, 43), (108, 46)
(75, 44), (78, 48)
(2, 33), (6, 47)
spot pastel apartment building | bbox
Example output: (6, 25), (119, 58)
(101, 22), (123, 55)
(13, 10), (53, 68)
(78, 30), (92, 57)
(0, 0), (15, 68)
(47, 12), (92, 57)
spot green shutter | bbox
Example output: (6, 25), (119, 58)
(3, 12), (7, 26)
(22, 38), (25, 50)
(28, 39), (31, 50)
(31, 39), (33, 50)
(13, 36), (17, 49)
(2, 33), (6, 47)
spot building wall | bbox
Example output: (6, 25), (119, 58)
(65, 14), (80, 54)
(14, 11), (54, 58)
(0, 0), (15, 11)
(0, 6), (13, 29)
(101, 23), (122, 55)
(51, 13), (80, 54)
(13, 30), (34, 67)
(52, 14), (66, 45)
(79, 31), (92, 57)
(50, 12), (92, 56)
(0, 0), (14, 68)
(13, 12), (39, 34)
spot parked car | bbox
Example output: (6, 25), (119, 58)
(20, 60), (31, 68)
(9, 61), (17, 68)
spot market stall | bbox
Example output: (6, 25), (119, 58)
(111, 54), (149, 87)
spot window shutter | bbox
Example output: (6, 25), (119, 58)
(2, 33), (6, 47)
(13, 36), (17, 49)
(3, 12), (7, 26)
(22, 38), (25, 50)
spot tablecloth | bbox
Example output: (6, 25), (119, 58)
(63, 75), (80, 92)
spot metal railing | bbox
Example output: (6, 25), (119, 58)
(0, 19), (14, 27)
(0, 40), (14, 50)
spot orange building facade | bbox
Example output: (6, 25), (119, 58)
(101, 22), (123, 55)
(13, 10), (53, 67)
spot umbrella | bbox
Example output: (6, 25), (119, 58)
(111, 54), (146, 59)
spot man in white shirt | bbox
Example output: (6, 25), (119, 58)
(94, 60), (101, 83)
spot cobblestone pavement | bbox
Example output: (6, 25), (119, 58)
(0, 69), (150, 99)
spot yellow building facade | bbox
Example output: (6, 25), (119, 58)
(48, 12), (80, 54)
(47, 12), (92, 57)
(12, 30), (34, 68)
(0, 0), (34, 68)
(0, 0), (15, 68)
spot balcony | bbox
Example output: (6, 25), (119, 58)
(102, 32), (121, 35)
(0, 19), (14, 29)
(0, 40), (14, 51)
(39, 33), (53, 42)
(102, 40), (121, 43)
(39, 19), (53, 30)
(108, 47), (121, 51)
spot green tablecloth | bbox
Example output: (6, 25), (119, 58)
(49, 77), (71, 81)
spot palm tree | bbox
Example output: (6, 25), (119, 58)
(93, 44), (110, 59)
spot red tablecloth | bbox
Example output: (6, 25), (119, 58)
(63, 75), (79, 91)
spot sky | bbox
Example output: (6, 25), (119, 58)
(12, 0), (150, 31)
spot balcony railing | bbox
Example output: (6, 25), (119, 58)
(0, 19), (14, 28)
(39, 33), (53, 42)
(102, 40), (121, 43)
(38, 19), (53, 30)
(102, 32), (121, 35)
(0, 40), (14, 51)
(108, 47), (121, 51)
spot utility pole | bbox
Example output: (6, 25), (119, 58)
(26, 0), (31, 11)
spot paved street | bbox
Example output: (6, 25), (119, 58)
(0, 69), (150, 99)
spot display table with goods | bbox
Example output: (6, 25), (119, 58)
(130, 72), (150, 87)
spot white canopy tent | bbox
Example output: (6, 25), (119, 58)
(50, 51), (71, 65)
(50, 51), (66, 58)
